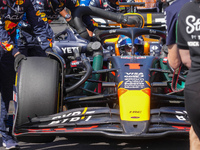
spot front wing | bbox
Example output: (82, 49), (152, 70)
(13, 107), (190, 139)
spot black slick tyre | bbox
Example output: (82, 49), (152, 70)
(15, 57), (60, 143)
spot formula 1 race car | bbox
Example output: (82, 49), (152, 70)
(9, 25), (190, 143)
(9, 6), (190, 143)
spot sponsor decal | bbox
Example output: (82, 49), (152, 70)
(36, 10), (41, 16)
(103, 2), (108, 7)
(61, 47), (79, 54)
(42, 17), (47, 22)
(149, 29), (156, 34)
(40, 12), (46, 18)
(175, 110), (188, 121)
(1, 41), (14, 51)
(129, 111), (142, 113)
(48, 39), (52, 47)
(4, 14), (24, 20)
(47, 14), (59, 20)
(70, 60), (81, 67)
(120, 56), (133, 59)
(186, 15), (200, 34)
(124, 72), (144, 88)
(151, 45), (158, 50)
(15, 0), (24, 5)
(48, 109), (95, 125)
(135, 56), (146, 59)
(131, 116), (140, 119)
(106, 45), (114, 50)
(91, 19), (98, 27)
(162, 57), (168, 63)
(109, 29), (116, 34)
(187, 41), (199, 46)
(59, 2), (64, 7)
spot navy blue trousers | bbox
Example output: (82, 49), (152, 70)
(0, 50), (15, 141)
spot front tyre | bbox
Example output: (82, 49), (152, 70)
(14, 57), (60, 143)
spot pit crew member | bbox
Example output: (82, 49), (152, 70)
(177, 0), (200, 149)
(0, 0), (53, 149)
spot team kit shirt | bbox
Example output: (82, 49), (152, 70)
(177, 0), (200, 85)
(0, 0), (52, 55)
(33, 0), (65, 23)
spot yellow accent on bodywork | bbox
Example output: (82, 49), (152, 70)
(15, 73), (18, 86)
(118, 81), (123, 88)
(118, 88), (150, 121)
(145, 81), (151, 87)
(104, 36), (121, 56)
(147, 13), (152, 27)
(82, 107), (88, 114)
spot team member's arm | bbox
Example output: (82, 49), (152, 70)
(60, 9), (72, 22)
(25, 0), (53, 51)
(179, 49), (191, 69)
(165, 6), (181, 70)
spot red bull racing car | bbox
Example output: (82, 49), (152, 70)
(9, 6), (190, 143)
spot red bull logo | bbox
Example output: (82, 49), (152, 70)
(59, 2), (64, 7)
(36, 10), (41, 16)
(48, 39), (53, 47)
(91, 19), (98, 27)
(15, 0), (24, 5)
(1, 41), (14, 51)
(5, 20), (17, 30)
(42, 17), (48, 22)
(40, 12), (46, 18)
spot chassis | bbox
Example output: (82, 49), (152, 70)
(10, 6), (190, 143)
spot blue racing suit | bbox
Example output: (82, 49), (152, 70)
(0, 0), (53, 142)
(17, 0), (58, 55)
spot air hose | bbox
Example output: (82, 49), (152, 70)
(83, 42), (103, 95)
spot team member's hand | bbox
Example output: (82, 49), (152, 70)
(14, 53), (27, 71)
